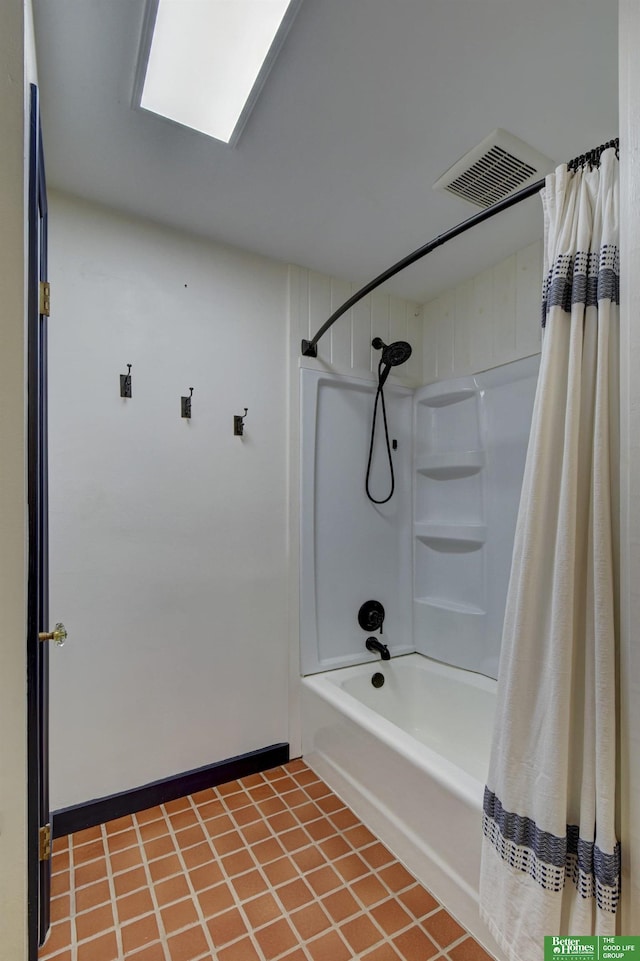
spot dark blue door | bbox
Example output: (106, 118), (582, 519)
(27, 82), (51, 955)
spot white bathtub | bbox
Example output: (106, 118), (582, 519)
(301, 652), (505, 959)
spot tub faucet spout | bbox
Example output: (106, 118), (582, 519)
(366, 637), (390, 660)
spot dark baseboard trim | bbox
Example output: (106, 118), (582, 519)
(52, 743), (290, 839)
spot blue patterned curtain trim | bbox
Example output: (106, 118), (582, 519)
(541, 244), (620, 327)
(483, 787), (621, 913)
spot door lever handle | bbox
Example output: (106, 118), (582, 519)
(39, 622), (67, 647)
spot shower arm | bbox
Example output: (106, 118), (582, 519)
(300, 138), (618, 358)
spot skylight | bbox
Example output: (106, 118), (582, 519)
(138, 0), (302, 145)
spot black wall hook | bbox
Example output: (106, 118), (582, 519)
(120, 364), (132, 398)
(234, 408), (248, 436)
(181, 387), (194, 419)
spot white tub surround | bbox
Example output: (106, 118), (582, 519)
(300, 370), (414, 674)
(414, 354), (539, 678)
(301, 653), (505, 960)
(300, 356), (539, 680)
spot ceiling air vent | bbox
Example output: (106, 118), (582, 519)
(433, 129), (554, 208)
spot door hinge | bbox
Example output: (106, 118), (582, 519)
(39, 824), (51, 862)
(39, 281), (50, 317)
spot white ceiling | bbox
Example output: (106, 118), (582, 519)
(32, 0), (618, 303)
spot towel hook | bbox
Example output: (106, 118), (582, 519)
(181, 387), (194, 419)
(120, 363), (132, 398)
(234, 408), (249, 436)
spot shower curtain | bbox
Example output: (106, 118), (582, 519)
(479, 147), (620, 960)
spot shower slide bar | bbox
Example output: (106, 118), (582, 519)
(301, 138), (619, 358)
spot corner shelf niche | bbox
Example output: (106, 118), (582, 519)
(412, 356), (540, 674)
(414, 596), (485, 616)
(416, 450), (484, 479)
(418, 387), (476, 408)
(414, 377), (487, 656)
(414, 523), (486, 551)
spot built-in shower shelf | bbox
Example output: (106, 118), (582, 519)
(416, 450), (484, 479)
(418, 387), (476, 408)
(414, 596), (486, 615)
(414, 523), (486, 551)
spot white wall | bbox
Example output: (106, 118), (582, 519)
(0, 1), (33, 956)
(291, 265), (424, 385)
(48, 193), (290, 809)
(618, 0), (640, 930)
(422, 240), (542, 380)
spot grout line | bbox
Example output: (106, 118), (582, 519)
(69, 834), (77, 961)
(447, 932), (471, 949)
(159, 797), (219, 958)
(217, 771), (335, 961)
(441, 930), (475, 954)
(99, 821), (124, 961)
(279, 765), (448, 957)
(130, 808), (173, 961)
(224, 781), (321, 960)
(188, 788), (277, 961)
(233, 768), (391, 960)
(262, 765), (429, 959)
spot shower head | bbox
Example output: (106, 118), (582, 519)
(372, 338), (412, 386)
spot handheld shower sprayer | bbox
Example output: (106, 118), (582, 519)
(366, 338), (413, 503)
(372, 338), (413, 388)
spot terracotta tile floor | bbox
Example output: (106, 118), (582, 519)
(40, 759), (496, 961)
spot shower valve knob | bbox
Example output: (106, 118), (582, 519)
(358, 600), (385, 633)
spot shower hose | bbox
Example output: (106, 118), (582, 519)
(365, 360), (395, 504)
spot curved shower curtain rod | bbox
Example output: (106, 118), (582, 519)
(301, 138), (619, 358)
